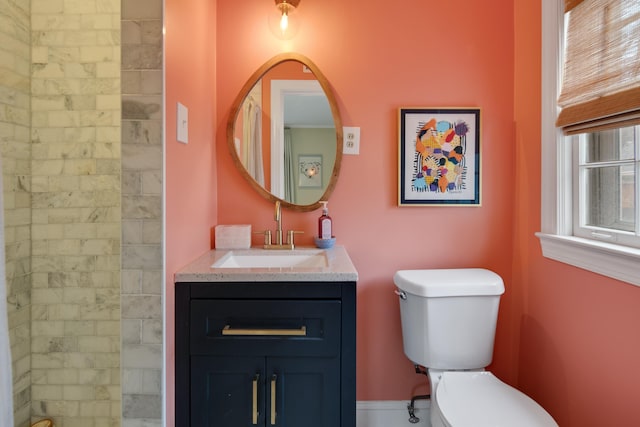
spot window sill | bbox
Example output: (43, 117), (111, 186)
(536, 233), (640, 287)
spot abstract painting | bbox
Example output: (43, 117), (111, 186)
(399, 108), (480, 206)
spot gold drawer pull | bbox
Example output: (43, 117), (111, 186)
(222, 325), (307, 336)
(252, 374), (259, 425)
(271, 374), (277, 425)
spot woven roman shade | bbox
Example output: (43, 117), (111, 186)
(564, 0), (584, 12)
(557, 0), (640, 134)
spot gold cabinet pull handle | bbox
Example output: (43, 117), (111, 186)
(270, 374), (277, 425)
(252, 374), (259, 425)
(222, 325), (307, 336)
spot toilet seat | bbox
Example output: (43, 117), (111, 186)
(435, 371), (557, 427)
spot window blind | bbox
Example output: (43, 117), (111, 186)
(564, 0), (584, 12)
(557, 0), (640, 134)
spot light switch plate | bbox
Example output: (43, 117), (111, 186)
(177, 102), (188, 144)
(343, 126), (360, 155)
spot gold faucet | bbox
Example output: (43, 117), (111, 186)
(256, 201), (302, 250)
(274, 200), (283, 245)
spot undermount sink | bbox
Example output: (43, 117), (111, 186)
(175, 246), (357, 282)
(211, 250), (329, 269)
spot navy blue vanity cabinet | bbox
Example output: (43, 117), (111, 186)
(175, 281), (356, 427)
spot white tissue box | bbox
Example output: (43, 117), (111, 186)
(215, 224), (252, 249)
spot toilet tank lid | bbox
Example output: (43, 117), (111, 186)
(393, 269), (505, 297)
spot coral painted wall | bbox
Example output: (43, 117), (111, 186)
(165, 0), (217, 424)
(215, 0), (517, 401)
(513, 3), (640, 426)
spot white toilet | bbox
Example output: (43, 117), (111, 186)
(394, 268), (558, 427)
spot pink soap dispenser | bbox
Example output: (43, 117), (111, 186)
(317, 201), (333, 240)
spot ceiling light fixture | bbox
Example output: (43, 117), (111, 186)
(274, 0), (300, 35)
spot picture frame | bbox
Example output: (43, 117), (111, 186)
(398, 108), (481, 206)
(298, 154), (323, 188)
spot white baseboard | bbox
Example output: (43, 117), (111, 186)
(356, 400), (430, 427)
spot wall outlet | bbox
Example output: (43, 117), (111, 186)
(343, 127), (360, 155)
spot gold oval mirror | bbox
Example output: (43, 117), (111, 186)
(226, 53), (343, 212)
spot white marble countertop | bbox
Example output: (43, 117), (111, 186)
(174, 245), (358, 283)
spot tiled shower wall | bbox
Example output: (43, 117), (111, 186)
(1, 0), (32, 426)
(120, 0), (163, 425)
(29, 0), (122, 426)
(3, 0), (165, 425)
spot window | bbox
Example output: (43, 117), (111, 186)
(538, 0), (640, 287)
(573, 126), (639, 248)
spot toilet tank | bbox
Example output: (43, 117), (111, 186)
(394, 269), (505, 370)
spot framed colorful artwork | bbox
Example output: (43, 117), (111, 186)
(298, 154), (323, 188)
(398, 108), (481, 206)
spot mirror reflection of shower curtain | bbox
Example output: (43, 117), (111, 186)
(242, 97), (264, 186)
(284, 128), (296, 203)
(0, 156), (14, 426)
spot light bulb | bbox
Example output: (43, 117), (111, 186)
(280, 12), (289, 32)
(269, 1), (300, 40)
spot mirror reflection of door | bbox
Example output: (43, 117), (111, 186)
(271, 80), (335, 204)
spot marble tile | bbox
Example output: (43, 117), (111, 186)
(141, 270), (161, 294)
(121, 320), (141, 345)
(121, 0), (161, 20)
(121, 96), (161, 120)
(95, 158), (121, 175)
(122, 220), (143, 244)
(121, 245), (161, 269)
(121, 119), (162, 145)
(121, 20), (141, 44)
(121, 70), (141, 94)
(140, 171), (161, 195)
(121, 195), (161, 219)
(121, 269), (142, 294)
(122, 419), (161, 427)
(140, 70), (161, 94)
(64, 320), (97, 336)
(121, 295), (161, 319)
(31, 0), (64, 15)
(96, 320), (120, 337)
(122, 368), (143, 393)
(121, 44), (161, 70)
(119, 0), (164, 425)
(121, 344), (161, 369)
(141, 320), (161, 344)
(141, 369), (161, 394)
(121, 171), (141, 195)
(122, 394), (161, 419)
(141, 220), (160, 244)
(140, 20), (161, 45)
(121, 145), (161, 171)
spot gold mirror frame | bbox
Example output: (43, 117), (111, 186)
(226, 53), (343, 212)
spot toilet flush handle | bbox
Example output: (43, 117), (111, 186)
(394, 289), (407, 300)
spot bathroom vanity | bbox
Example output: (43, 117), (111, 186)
(175, 247), (358, 427)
